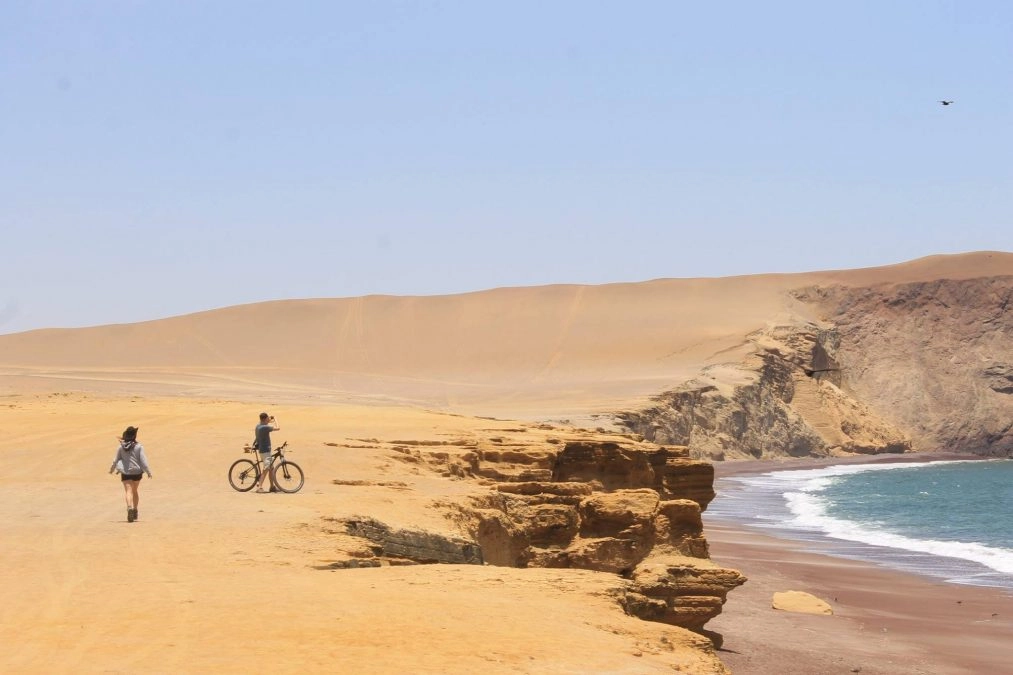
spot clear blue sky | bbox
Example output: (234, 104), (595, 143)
(3, 1), (1011, 334)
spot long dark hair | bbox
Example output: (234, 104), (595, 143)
(121, 426), (139, 451)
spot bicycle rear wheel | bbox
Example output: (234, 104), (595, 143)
(272, 460), (304, 493)
(228, 459), (260, 492)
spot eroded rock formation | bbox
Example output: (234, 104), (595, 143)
(618, 323), (910, 460)
(618, 275), (1013, 459)
(336, 437), (746, 637)
(624, 559), (753, 630)
(803, 277), (1013, 455)
(343, 517), (484, 565)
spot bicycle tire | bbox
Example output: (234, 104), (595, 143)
(271, 460), (304, 493)
(228, 459), (260, 492)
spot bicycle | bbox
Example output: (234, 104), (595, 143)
(228, 441), (305, 493)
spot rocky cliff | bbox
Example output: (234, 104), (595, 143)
(801, 276), (1013, 455)
(328, 433), (746, 639)
(618, 276), (1012, 459)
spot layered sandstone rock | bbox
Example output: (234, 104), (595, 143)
(618, 323), (911, 460)
(343, 437), (746, 636)
(343, 517), (484, 565)
(624, 558), (750, 630)
(618, 275), (1013, 459)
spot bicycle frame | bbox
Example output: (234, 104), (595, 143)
(249, 442), (287, 485)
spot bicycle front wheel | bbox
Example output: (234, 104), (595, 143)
(228, 459), (260, 492)
(272, 460), (304, 493)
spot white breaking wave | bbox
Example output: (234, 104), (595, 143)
(783, 490), (1013, 576)
(728, 460), (1013, 578)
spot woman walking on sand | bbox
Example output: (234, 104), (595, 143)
(109, 426), (153, 522)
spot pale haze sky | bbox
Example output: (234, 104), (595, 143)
(3, 1), (1011, 334)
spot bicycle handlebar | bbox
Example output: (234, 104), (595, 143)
(243, 441), (290, 454)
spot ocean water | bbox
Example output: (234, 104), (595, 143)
(706, 459), (1013, 591)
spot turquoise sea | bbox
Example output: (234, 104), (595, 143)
(706, 459), (1013, 591)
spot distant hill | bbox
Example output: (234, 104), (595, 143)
(2, 251), (1010, 456)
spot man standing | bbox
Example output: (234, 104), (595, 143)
(254, 412), (280, 493)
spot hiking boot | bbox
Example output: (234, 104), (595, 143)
(127, 508), (136, 523)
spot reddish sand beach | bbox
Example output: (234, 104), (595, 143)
(707, 521), (1013, 675)
(706, 458), (1013, 675)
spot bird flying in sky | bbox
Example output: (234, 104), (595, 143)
(939, 100), (954, 105)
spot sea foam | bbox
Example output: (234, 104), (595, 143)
(710, 460), (1013, 589)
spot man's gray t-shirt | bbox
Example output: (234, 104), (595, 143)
(255, 423), (274, 454)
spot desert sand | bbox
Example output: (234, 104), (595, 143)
(2, 251), (1011, 673)
(1, 394), (727, 674)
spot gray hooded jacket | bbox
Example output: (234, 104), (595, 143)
(110, 441), (152, 477)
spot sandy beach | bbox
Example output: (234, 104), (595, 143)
(706, 522), (1013, 675)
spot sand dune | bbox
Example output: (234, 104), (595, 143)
(3, 251), (1009, 416)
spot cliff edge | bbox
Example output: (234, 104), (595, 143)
(619, 274), (1012, 459)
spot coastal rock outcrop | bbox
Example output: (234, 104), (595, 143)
(624, 558), (752, 630)
(458, 440), (746, 632)
(618, 324), (910, 460)
(803, 277), (1013, 455)
(618, 275), (1012, 459)
(336, 436), (745, 636)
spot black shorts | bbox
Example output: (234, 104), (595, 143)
(121, 473), (144, 482)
